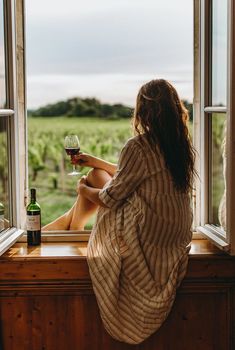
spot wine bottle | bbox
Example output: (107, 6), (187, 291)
(0, 202), (4, 231)
(26, 188), (41, 246)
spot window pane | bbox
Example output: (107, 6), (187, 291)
(0, 0), (6, 108)
(210, 113), (226, 231)
(0, 118), (10, 231)
(212, 0), (227, 107)
(26, 0), (193, 229)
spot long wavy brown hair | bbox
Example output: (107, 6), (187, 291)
(132, 79), (196, 193)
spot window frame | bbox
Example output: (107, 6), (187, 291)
(196, 0), (235, 254)
(2, 0), (235, 254)
(0, 0), (25, 255)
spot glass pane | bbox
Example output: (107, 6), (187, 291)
(0, 0), (6, 108)
(0, 117), (10, 232)
(210, 113), (226, 231)
(212, 0), (228, 107)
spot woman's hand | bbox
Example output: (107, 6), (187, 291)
(71, 153), (98, 168)
(72, 153), (117, 176)
(76, 176), (107, 207)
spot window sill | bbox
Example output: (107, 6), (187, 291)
(17, 230), (206, 243)
(0, 238), (234, 303)
(1, 238), (222, 260)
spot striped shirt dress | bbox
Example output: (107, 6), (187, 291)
(87, 134), (193, 344)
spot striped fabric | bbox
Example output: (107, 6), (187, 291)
(87, 134), (193, 344)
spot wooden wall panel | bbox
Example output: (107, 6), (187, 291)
(0, 286), (232, 350)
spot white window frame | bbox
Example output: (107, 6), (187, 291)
(195, 0), (235, 254)
(2, 0), (235, 254)
(0, 0), (25, 255)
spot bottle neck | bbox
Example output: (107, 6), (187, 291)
(30, 189), (37, 203)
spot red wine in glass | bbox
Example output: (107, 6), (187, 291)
(65, 147), (80, 156)
(64, 135), (81, 176)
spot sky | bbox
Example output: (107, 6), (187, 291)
(25, 0), (193, 109)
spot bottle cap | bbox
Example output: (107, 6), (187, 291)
(30, 188), (36, 198)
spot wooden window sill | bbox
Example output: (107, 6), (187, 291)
(0, 239), (234, 285)
(0, 239), (224, 260)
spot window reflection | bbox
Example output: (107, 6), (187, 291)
(0, 118), (10, 231)
(212, 0), (227, 107)
(210, 113), (226, 230)
(0, 0), (6, 108)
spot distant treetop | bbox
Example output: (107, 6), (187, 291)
(29, 97), (133, 119)
(29, 97), (193, 120)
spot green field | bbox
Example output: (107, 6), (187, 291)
(27, 115), (225, 229)
(28, 117), (132, 228)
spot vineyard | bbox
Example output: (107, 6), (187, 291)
(0, 114), (225, 230)
(28, 117), (132, 228)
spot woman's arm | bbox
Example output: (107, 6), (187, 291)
(98, 139), (149, 209)
(74, 154), (117, 177)
(91, 157), (117, 177)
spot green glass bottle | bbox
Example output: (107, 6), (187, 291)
(26, 188), (41, 246)
(0, 201), (4, 231)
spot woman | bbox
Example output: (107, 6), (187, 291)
(43, 79), (196, 344)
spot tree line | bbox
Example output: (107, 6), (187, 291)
(29, 97), (193, 120)
(29, 97), (131, 119)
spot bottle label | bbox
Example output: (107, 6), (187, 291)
(0, 214), (4, 231)
(27, 215), (40, 231)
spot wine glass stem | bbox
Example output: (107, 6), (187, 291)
(72, 164), (76, 173)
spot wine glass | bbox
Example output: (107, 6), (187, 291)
(64, 135), (81, 176)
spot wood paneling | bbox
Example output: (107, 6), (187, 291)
(0, 240), (234, 350)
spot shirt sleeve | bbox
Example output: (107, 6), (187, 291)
(99, 139), (148, 208)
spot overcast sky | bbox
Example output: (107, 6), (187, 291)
(26, 0), (193, 108)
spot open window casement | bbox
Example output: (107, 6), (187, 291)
(196, 0), (235, 254)
(2, 0), (235, 256)
(0, 0), (26, 255)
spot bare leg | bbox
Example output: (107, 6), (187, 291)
(42, 168), (112, 231)
(42, 203), (75, 231)
(69, 168), (111, 230)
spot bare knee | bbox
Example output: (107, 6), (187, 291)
(87, 168), (109, 185)
(87, 168), (111, 188)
